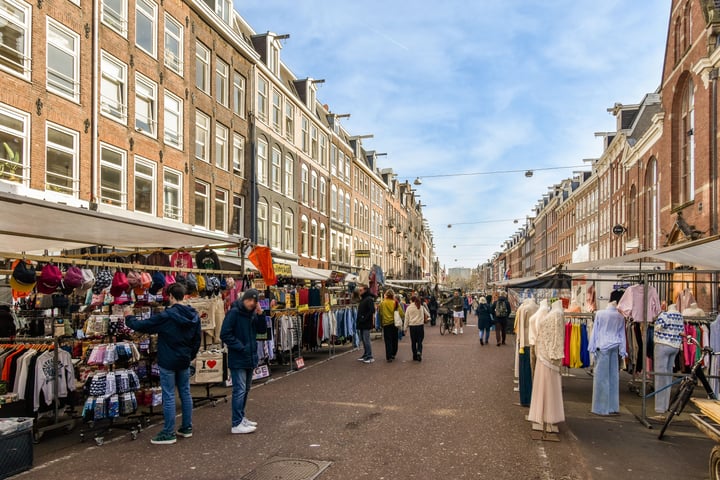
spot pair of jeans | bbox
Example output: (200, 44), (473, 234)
(654, 343), (680, 413)
(359, 329), (373, 359)
(478, 327), (491, 344)
(591, 346), (620, 415)
(495, 318), (508, 344)
(159, 366), (192, 435)
(429, 311), (437, 326)
(383, 325), (399, 360)
(230, 368), (254, 427)
(409, 325), (424, 359)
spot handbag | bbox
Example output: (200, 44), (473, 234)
(190, 351), (224, 384)
(393, 308), (403, 329)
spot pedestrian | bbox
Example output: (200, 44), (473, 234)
(124, 282), (201, 445)
(428, 295), (439, 326)
(462, 293), (470, 325)
(356, 283), (376, 364)
(476, 296), (494, 346)
(448, 290), (465, 335)
(492, 291), (512, 346)
(379, 289), (403, 362)
(220, 288), (266, 434)
(404, 294), (430, 361)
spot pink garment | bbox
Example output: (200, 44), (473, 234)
(170, 251), (194, 270)
(675, 289), (696, 314)
(617, 284), (661, 322)
(683, 324), (697, 367)
(562, 323), (572, 367)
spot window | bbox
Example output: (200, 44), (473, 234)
(680, 78), (695, 204)
(210, 0), (230, 23)
(684, 2), (692, 52)
(330, 185), (337, 220)
(645, 158), (658, 250)
(47, 19), (79, 101)
(231, 194), (244, 235)
(99, 144), (126, 207)
(270, 205), (281, 250)
(232, 133), (244, 175)
(195, 42), (210, 94)
(164, 14), (183, 75)
(134, 157), (155, 215)
(330, 145), (337, 176)
(301, 164), (309, 204)
(194, 180), (209, 229)
(257, 200), (268, 245)
(284, 210), (294, 252)
(268, 44), (279, 76)
(163, 90), (183, 149)
(310, 125), (318, 161)
(215, 188), (227, 232)
(233, 72), (245, 117)
(257, 138), (268, 186)
(301, 116), (309, 153)
(195, 110), (210, 162)
(344, 155), (351, 182)
(319, 224), (326, 260)
(345, 193), (351, 225)
(319, 134), (327, 168)
(285, 102), (294, 142)
(272, 89), (282, 134)
(135, 74), (157, 136)
(0, 105), (27, 184)
(45, 123), (78, 196)
(331, 231), (337, 262)
(310, 170), (318, 209)
(135, 0), (156, 57)
(212, 122), (228, 170)
(271, 146), (281, 191)
(337, 188), (344, 223)
(100, 52), (127, 122)
(310, 220), (318, 258)
(300, 216), (309, 256)
(353, 200), (359, 227)
(284, 154), (294, 198)
(101, 0), (127, 36)
(257, 75), (268, 122)
(215, 58), (228, 106)
(163, 168), (182, 221)
(319, 178), (327, 214)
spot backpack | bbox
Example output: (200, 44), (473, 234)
(495, 300), (509, 318)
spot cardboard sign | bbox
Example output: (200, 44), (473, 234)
(252, 365), (270, 381)
(295, 357), (305, 369)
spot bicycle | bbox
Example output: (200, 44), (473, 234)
(658, 336), (718, 439)
(439, 309), (453, 336)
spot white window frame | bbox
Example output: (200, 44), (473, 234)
(270, 205), (281, 250)
(195, 41), (210, 94)
(301, 164), (309, 204)
(99, 143), (127, 207)
(100, 51), (127, 123)
(257, 138), (268, 186)
(319, 177), (327, 214)
(46, 18), (80, 102)
(163, 167), (182, 221)
(284, 209), (294, 253)
(233, 71), (246, 118)
(163, 90), (183, 150)
(257, 200), (268, 245)
(319, 224), (327, 260)
(194, 179), (210, 229)
(215, 57), (229, 107)
(215, 122), (228, 170)
(330, 185), (337, 220)
(345, 193), (351, 225)
(0, 104), (29, 185)
(337, 188), (344, 223)
(214, 187), (228, 232)
(310, 220), (318, 258)
(135, 0), (157, 58)
(271, 146), (281, 192)
(285, 102), (294, 142)
(330, 145), (337, 177)
(195, 110), (210, 162)
(301, 116), (309, 154)
(272, 89), (282, 134)
(300, 215), (309, 256)
(135, 73), (157, 137)
(310, 124), (318, 161)
(232, 133), (245, 176)
(319, 134), (327, 168)
(310, 170), (318, 210)
(133, 156), (156, 215)
(284, 153), (294, 199)
(101, 0), (127, 37)
(257, 75), (268, 123)
(231, 194), (244, 236)
(164, 13), (183, 75)
(45, 122), (79, 197)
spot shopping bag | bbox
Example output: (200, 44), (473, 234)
(190, 351), (224, 384)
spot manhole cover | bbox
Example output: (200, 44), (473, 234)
(240, 457), (332, 480)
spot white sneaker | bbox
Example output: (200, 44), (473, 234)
(242, 418), (258, 427)
(452, 329), (458, 335)
(460, 328), (464, 334)
(231, 424), (256, 434)
(363, 358), (375, 364)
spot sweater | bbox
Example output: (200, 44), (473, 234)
(379, 299), (403, 327)
(403, 303), (429, 329)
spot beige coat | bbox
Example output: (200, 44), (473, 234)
(403, 303), (429, 329)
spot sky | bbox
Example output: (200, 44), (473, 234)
(234, 0), (671, 271)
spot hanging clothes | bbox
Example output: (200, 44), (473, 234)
(617, 284), (662, 323)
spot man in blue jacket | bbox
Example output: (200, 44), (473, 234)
(124, 282), (201, 445)
(220, 289), (266, 434)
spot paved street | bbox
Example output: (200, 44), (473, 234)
(16, 315), (715, 480)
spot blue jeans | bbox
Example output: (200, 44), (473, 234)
(359, 329), (373, 359)
(591, 347), (619, 415)
(230, 368), (254, 427)
(654, 343), (679, 413)
(478, 327), (491, 344)
(159, 366), (192, 435)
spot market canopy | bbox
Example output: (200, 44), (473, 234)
(498, 271), (572, 290)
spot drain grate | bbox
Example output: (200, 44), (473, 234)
(240, 457), (332, 480)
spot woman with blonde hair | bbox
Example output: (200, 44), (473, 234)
(404, 294), (430, 361)
(476, 296), (494, 346)
(379, 289), (403, 362)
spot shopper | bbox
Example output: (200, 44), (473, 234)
(124, 283), (201, 445)
(652, 304), (685, 420)
(449, 290), (464, 335)
(462, 293), (470, 325)
(356, 284), (376, 364)
(492, 292), (512, 346)
(404, 295), (430, 361)
(220, 289), (266, 434)
(476, 296), (494, 346)
(428, 295), (439, 326)
(379, 289), (403, 362)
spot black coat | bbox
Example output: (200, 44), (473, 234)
(476, 303), (494, 330)
(357, 291), (376, 330)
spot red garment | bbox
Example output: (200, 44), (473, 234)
(170, 251), (194, 270)
(298, 288), (310, 306)
(1, 346), (25, 382)
(563, 322), (572, 367)
(684, 324), (697, 367)
(248, 246), (277, 286)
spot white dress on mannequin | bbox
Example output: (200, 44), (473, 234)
(528, 300), (566, 425)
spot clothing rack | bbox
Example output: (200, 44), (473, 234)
(0, 336), (76, 442)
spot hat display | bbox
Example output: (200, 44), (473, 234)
(241, 289), (259, 302)
(186, 273), (198, 294)
(110, 270), (130, 297)
(127, 270), (142, 289)
(63, 266), (84, 290)
(93, 268), (113, 294)
(149, 271), (166, 295)
(140, 272), (152, 290)
(78, 269), (96, 293)
(196, 275), (206, 292)
(37, 264), (62, 294)
(9, 260), (36, 294)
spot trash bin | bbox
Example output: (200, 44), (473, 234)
(0, 418), (33, 479)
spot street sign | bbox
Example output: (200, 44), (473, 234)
(612, 224), (626, 236)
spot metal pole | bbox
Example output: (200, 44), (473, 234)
(640, 272), (651, 427)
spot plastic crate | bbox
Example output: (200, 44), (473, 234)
(0, 429), (33, 479)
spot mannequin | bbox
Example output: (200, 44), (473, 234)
(528, 299), (550, 374)
(653, 303), (684, 418)
(516, 298), (540, 406)
(528, 300), (566, 429)
(588, 301), (626, 415)
(682, 302), (705, 317)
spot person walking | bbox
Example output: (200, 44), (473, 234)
(220, 289), (267, 434)
(124, 283), (201, 445)
(404, 294), (430, 361)
(492, 292), (512, 346)
(379, 289), (403, 362)
(356, 284), (376, 364)
(462, 293), (470, 325)
(428, 295), (439, 326)
(476, 296), (494, 346)
(449, 290), (465, 335)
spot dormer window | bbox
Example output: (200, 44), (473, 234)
(202, 0), (230, 23)
(268, 44), (280, 76)
(308, 85), (316, 110)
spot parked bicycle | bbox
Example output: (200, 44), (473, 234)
(658, 336), (718, 439)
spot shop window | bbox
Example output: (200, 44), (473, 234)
(164, 13), (183, 75)
(163, 168), (182, 221)
(47, 19), (80, 101)
(134, 156), (155, 215)
(99, 144), (126, 207)
(194, 180), (209, 229)
(45, 123), (78, 196)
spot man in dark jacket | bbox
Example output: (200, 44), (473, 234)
(492, 291), (512, 346)
(356, 284), (376, 364)
(220, 289), (266, 434)
(124, 283), (201, 445)
(427, 296), (438, 326)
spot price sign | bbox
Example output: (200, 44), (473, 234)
(252, 365), (270, 380)
(295, 357), (305, 369)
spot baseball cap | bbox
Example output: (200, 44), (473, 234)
(110, 270), (130, 297)
(37, 263), (62, 294)
(9, 260), (36, 294)
(241, 289), (259, 302)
